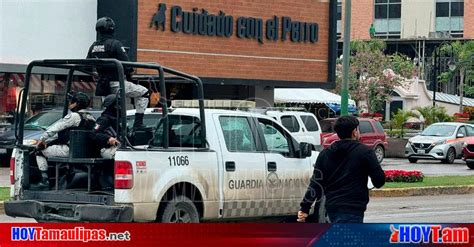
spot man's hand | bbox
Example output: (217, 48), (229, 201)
(91, 72), (99, 82)
(297, 211), (308, 223)
(108, 137), (120, 146)
(37, 141), (47, 150)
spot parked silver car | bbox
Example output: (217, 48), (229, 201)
(405, 122), (474, 164)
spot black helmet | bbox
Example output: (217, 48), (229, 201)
(102, 94), (117, 109)
(69, 92), (90, 111)
(96, 17), (115, 34)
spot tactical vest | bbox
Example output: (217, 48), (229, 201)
(57, 113), (96, 145)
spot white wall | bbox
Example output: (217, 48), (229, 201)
(0, 0), (97, 64)
(401, 0), (435, 39)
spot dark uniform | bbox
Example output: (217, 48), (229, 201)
(91, 94), (119, 158)
(87, 16), (149, 129)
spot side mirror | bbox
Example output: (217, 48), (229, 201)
(457, 133), (465, 138)
(299, 142), (313, 158)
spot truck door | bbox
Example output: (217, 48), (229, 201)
(215, 115), (266, 218)
(256, 118), (312, 216)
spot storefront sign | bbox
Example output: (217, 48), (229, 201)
(150, 3), (318, 44)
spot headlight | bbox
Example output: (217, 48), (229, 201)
(463, 142), (468, 148)
(23, 139), (39, 146)
(432, 140), (447, 146)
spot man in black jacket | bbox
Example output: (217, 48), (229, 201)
(298, 116), (385, 223)
(91, 94), (120, 159)
(87, 17), (149, 130)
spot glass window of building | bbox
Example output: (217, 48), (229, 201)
(436, 0), (464, 37)
(336, 0), (342, 39)
(373, 0), (401, 39)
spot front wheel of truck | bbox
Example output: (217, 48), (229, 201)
(157, 195), (200, 223)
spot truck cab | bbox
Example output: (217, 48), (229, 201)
(6, 59), (319, 222)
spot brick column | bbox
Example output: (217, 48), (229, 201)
(464, 1), (474, 39)
(340, 0), (374, 40)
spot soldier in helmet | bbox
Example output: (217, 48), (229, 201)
(34, 92), (96, 190)
(91, 94), (120, 159)
(87, 16), (149, 130)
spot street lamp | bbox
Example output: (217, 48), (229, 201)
(448, 60), (457, 72)
(432, 42), (455, 107)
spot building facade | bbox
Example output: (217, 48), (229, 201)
(337, 0), (473, 117)
(0, 0), (337, 122)
(337, 0), (471, 40)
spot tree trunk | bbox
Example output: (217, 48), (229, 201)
(460, 68), (465, 113)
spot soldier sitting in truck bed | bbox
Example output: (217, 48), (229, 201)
(90, 94), (120, 159)
(33, 92), (95, 190)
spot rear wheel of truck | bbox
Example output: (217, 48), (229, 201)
(157, 195), (200, 223)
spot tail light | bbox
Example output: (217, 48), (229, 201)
(115, 160), (133, 189)
(10, 157), (15, 185)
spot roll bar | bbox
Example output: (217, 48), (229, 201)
(16, 59), (206, 149)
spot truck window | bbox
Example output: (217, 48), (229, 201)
(151, 115), (203, 148)
(126, 114), (162, 129)
(281, 115), (300, 133)
(374, 121), (385, 133)
(219, 116), (257, 152)
(300, 115), (319, 131)
(359, 121), (374, 134)
(258, 119), (290, 155)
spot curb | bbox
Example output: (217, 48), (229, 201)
(370, 185), (474, 197)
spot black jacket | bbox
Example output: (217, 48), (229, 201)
(90, 108), (118, 149)
(86, 33), (132, 81)
(300, 140), (385, 215)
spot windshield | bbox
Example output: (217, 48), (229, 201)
(24, 112), (62, 130)
(421, 125), (457, 137)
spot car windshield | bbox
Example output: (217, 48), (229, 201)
(320, 119), (335, 133)
(421, 125), (457, 137)
(24, 112), (62, 130)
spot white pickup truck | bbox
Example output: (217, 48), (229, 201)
(6, 59), (320, 223)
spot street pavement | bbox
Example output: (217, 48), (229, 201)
(382, 158), (474, 177)
(0, 194), (472, 223)
(0, 215), (36, 223)
(365, 194), (474, 223)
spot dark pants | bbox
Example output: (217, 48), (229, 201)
(328, 211), (364, 223)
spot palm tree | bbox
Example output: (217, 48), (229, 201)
(415, 106), (453, 126)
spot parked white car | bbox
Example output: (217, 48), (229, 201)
(259, 110), (322, 146)
(405, 122), (474, 164)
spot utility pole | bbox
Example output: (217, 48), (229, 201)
(340, 0), (351, 116)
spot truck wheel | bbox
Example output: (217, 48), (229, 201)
(467, 162), (474, 169)
(408, 158), (418, 163)
(157, 195), (199, 223)
(443, 148), (456, 164)
(374, 145), (385, 164)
